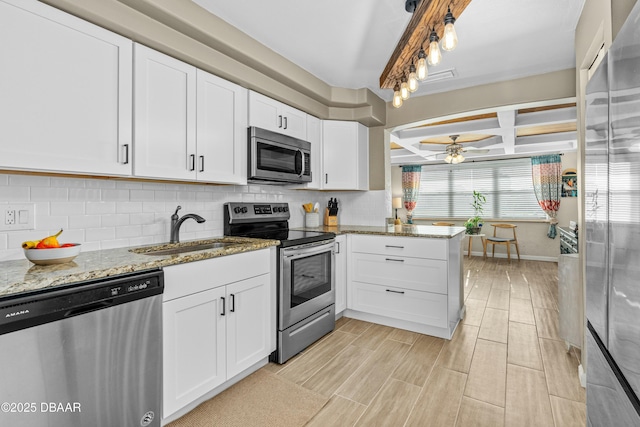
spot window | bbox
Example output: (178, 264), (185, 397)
(414, 158), (545, 220)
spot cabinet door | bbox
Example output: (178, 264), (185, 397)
(134, 43), (197, 180)
(248, 91), (281, 133)
(162, 287), (226, 418)
(280, 104), (307, 140)
(335, 236), (347, 314)
(0, 0), (132, 176)
(305, 115), (322, 189)
(322, 121), (369, 190)
(226, 274), (270, 379)
(248, 91), (307, 139)
(196, 70), (248, 184)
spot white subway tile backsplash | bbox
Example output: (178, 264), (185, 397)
(130, 212), (155, 225)
(154, 191), (177, 202)
(9, 175), (50, 187)
(86, 201), (116, 215)
(51, 177), (86, 188)
(130, 189), (155, 202)
(102, 189), (130, 202)
(0, 173), (387, 260)
(86, 227), (116, 242)
(116, 201), (142, 214)
(50, 202), (85, 216)
(101, 214), (130, 227)
(69, 215), (101, 229)
(69, 188), (101, 202)
(0, 186), (30, 201)
(116, 225), (142, 239)
(31, 187), (69, 202)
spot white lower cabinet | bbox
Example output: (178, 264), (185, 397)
(162, 250), (273, 419)
(334, 235), (347, 315)
(347, 234), (463, 339)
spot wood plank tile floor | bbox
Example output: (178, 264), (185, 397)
(262, 257), (586, 426)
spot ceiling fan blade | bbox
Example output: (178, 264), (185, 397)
(462, 147), (490, 154)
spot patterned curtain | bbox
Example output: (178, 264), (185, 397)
(402, 165), (422, 224)
(531, 154), (562, 238)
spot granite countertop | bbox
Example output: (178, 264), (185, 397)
(0, 236), (279, 299)
(297, 224), (467, 239)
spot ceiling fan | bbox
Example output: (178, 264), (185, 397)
(427, 135), (490, 164)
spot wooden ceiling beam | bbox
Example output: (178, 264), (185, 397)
(379, 0), (472, 90)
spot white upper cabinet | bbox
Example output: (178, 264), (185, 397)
(321, 121), (369, 190)
(0, 0), (133, 176)
(305, 115), (322, 189)
(248, 91), (307, 140)
(134, 45), (248, 184)
(196, 70), (247, 185)
(133, 44), (197, 181)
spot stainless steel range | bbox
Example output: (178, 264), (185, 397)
(224, 202), (336, 363)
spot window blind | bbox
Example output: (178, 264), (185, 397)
(414, 158), (545, 220)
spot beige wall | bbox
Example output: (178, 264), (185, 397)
(390, 152), (579, 260)
(385, 69), (576, 130)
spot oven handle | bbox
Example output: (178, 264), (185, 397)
(282, 240), (335, 259)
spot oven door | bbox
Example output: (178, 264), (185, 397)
(280, 240), (335, 329)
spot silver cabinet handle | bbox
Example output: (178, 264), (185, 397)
(199, 155), (205, 172)
(325, 173), (328, 184)
(284, 116), (288, 129)
(335, 241), (341, 254)
(386, 289), (405, 294)
(221, 297), (226, 316)
(278, 115), (283, 128)
(230, 294), (235, 312)
(123, 144), (129, 165)
(385, 245), (405, 249)
(189, 154), (196, 171)
(385, 258), (404, 262)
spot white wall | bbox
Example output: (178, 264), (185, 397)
(390, 152), (579, 260)
(0, 173), (387, 261)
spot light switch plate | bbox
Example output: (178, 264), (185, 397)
(0, 204), (35, 231)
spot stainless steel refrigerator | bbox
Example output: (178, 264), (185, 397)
(585, 1), (640, 424)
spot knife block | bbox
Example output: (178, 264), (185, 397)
(324, 208), (338, 226)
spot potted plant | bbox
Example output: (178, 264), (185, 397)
(464, 191), (486, 235)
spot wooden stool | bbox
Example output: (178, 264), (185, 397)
(486, 223), (520, 260)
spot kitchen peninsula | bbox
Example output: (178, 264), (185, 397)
(302, 224), (467, 340)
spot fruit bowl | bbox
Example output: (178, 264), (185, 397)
(23, 244), (81, 265)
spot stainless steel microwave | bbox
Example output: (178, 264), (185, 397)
(248, 126), (312, 184)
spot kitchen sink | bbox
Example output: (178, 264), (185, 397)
(131, 241), (238, 256)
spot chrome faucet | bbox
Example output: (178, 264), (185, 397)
(170, 206), (206, 243)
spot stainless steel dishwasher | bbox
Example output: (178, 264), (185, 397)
(0, 269), (164, 427)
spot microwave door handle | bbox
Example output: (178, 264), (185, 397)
(296, 149), (305, 177)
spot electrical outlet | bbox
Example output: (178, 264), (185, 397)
(5, 210), (15, 225)
(0, 204), (35, 231)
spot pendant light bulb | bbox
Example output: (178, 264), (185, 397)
(408, 64), (419, 92)
(392, 84), (403, 108)
(400, 76), (410, 100)
(428, 28), (442, 66)
(416, 48), (428, 81)
(441, 7), (458, 51)
(444, 154), (453, 164)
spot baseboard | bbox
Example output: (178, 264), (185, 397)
(468, 250), (558, 262)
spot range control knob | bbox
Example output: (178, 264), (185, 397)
(283, 206), (289, 212)
(274, 207), (281, 213)
(241, 207), (248, 214)
(234, 207), (241, 214)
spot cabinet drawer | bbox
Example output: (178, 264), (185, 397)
(351, 252), (447, 294)
(350, 281), (448, 328)
(163, 249), (271, 301)
(350, 235), (447, 260)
